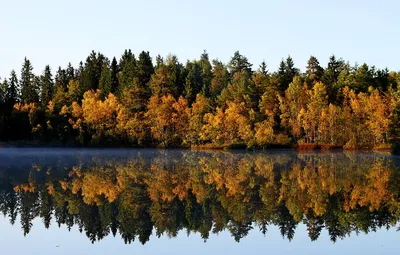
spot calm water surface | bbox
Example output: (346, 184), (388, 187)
(0, 148), (399, 254)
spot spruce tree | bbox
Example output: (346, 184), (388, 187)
(259, 61), (268, 75)
(40, 65), (54, 109)
(278, 59), (288, 93)
(99, 63), (112, 99)
(80, 51), (107, 92)
(55, 67), (68, 91)
(66, 62), (75, 83)
(306, 56), (324, 85)
(199, 50), (212, 97)
(137, 51), (154, 89)
(0, 79), (6, 105)
(110, 57), (119, 93)
(278, 56), (299, 93)
(184, 61), (203, 104)
(118, 50), (137, 93)
(7, 70), (19, 105)
(20, 57), (38, 103)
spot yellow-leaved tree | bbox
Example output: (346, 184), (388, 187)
(298, 82), (328, 144)
(200, 101), (253, 146)
(146, 94), (189, 147)
(279, 76), (308, 142)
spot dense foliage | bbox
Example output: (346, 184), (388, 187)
(1, 150), (399, 243)
(1, 50), (400, 149)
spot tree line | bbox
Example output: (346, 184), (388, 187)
(1, 151), (399, 243)
(1, 50), (400, 149)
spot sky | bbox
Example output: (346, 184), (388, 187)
(0, 216), (397, 255)
(1, 0), (399, 78)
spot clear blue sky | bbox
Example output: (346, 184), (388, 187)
(1, 217), (398, 255)
(1, 0), (399, 78)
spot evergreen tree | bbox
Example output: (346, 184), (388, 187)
(118, 50), (137, 92)
(218, 70), (257, 109)
(259, 61), (268, 75)
(352, 63), (374, 93)
(0, 79), (6, 105)
(76, 61), (84, 78)
(227, 51), (253, 76)
(80, 51), (107, 92)
(210, 60), (229, 98)
(375, 68), (390, 91)
(278, 56), (299, 93)
(285, 56), (299, 83)
(7, 70), (19, 106)
(136, 51), (154, 88)
(110, 57), (119, 93)
(55, 67), (68, 91)
(323, 55), (345, 87)
(166, 55), (185, 96)
(278, 59), (288, 93)
(20, 57), (38, 103)
(199, 50), (213, 96)
(184, 61), (203, 104)
(66, 62), (75, 82)
(99, 63), (112, 99)
(306, 56), (324, 85)
(323, 55), (345, 101)
(40, 65), (54, 109)
(155, 54), (163, 67)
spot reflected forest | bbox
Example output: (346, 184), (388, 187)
(1, 50), (400, 149)
(1, 150), (400, 244)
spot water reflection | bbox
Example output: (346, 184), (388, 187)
(0, 149), (399, 244)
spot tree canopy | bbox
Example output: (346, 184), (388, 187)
(0, 50), (399, 150)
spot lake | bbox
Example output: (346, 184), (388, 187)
(0, 148), (399, 254)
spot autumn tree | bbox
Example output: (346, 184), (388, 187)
(298, 82), (328, 143)
(201, 101), (253, 146)
(73, 90), (123, 144)
(317, 104), (347, 145)
(185, 94), (211, 145)
(279, 76), (308, 141)
(146, 94), (189, 147)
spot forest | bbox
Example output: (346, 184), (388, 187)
(1, 151), (399, 243)
(1, 50), (400, 149)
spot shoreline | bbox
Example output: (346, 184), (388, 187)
(0, 141), (396, 154)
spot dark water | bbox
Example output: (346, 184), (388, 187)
(0, 148), (399, 254)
